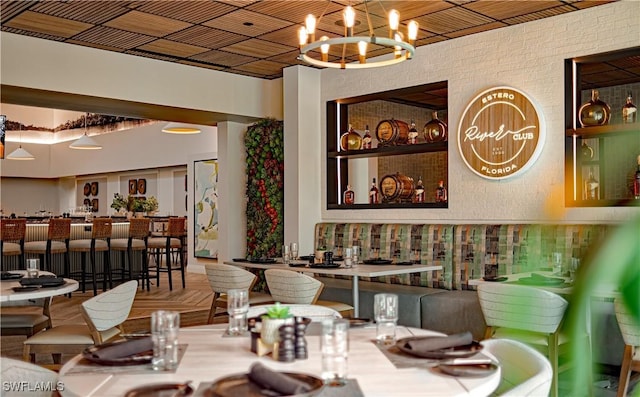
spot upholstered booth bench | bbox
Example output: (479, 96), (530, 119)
(314, 222), (615, 344)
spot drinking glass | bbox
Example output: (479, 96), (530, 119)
(26, 258), (39, 278)
(552, 252), (563, 274)
(290, 242), (298, 260)
(151, 310), (180, 370)
(227, 288), (249, 336)
(569, 257), (580, 283)
(343, 247), (353, 268)
(320, 318), (349, 386)
(351, 245), (360, 266)
(282, 244), (291, 265)
(374, 293), (398, 345)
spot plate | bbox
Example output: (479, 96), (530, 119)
(124, 383), (193, 397)
(248, 258), (277, 264)
(288, 263), (307, 268)
(232, 258), (248, 263)
(437, 362), (498, 377)
(12, 286), (40, 292)
(331, 256), (344, 262)
(205, 372), (324, 397)
(363, 258), (393, 265)
(516, 276), (565, 286)
(348, 318), (372, 327)
(298, 255), (315, 261)
(395, 337), (484, 359)
(308, 263), (341, 269)
(1, 272), (24, 280)
(483, 277), (508, 282)
(19, 278), (65, 288)
(82, 343), (153, 366)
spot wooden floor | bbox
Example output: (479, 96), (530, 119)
(1, 270), (218, 365)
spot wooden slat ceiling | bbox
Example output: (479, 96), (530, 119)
(1, 0), (619, 81)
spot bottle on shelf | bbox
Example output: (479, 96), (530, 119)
(435, 180), (447, 203)
(584, 167), (600, 200)
(414, 176), (425, 203)
(369, 178), (379, 204)
(408, 120), (419, 145)
(343, 184), (355, 205)
(362, 125), (372, 149)
(634, 155), (640, 199)
(579, 89), (611, 127)
(339, 124), (362, 151)
(622, 91), (637, 124)
(423, 111), (448, 143)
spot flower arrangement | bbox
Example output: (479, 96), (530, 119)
(111, 193), (158, 213)
(141, 196), (159, 213)
(264, 302), (291, 319)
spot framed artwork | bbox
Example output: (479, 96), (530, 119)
(90, 181), (99, 196)
(83, 198), (91, 208)
(194, 159), (218, 259)
(137, 178), (147, 194)
(83, 183), (91, 197)
(91, 199), (99, 212)
(129, 179), (137, 195)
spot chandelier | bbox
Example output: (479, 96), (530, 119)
(297, 0), (418, 69)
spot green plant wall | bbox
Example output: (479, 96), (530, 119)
(245, 118), (284, 260)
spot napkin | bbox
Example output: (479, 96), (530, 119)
(248, 362), (312, 395)
(89, 336), (153, 360)
(404, 331), (473, 353)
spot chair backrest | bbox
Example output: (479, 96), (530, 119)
(1, 218), (26, 242)
(264, 269), (324, 305)
(80, 280), (138, 342)
(477, 283), (568, 334)
(481, 338), (553, 397)
(167, 217), (186, 237)
(47, 218), (71, 240)
(128, 217), (150, 240)
(614, 297), (640, 347)
(0, 357), (59, 397)
(92, 217), (113, 239)
(247, 304), (342, 322)
(205, 263), (257, 294)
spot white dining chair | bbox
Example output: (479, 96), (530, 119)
(482, 338), (552, 396)
(247, 303), (342, 322)
(204, 263), (274, 324)
(23, 280), (138, 367)
(477, 283), (589, 397)
(264, 269), (354, 318)
(614, 297), (640, 397)
(1, 357), (59, 397)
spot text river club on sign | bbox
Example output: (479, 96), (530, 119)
(457, 87), (545, 180)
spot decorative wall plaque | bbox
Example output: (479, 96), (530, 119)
(457, 86), (545, 180)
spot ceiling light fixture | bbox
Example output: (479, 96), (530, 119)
(7, 123), (35, 160)
(70, 113), (102, 150)
(162, 122), (202, 134)
(298, 0), (418, 69)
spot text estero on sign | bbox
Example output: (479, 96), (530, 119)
(457, 86), (545, 180)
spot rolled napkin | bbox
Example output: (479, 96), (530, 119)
(247, 362), (312, 395)
(404, 331), (473, 353)
(90, 336), (154, 360)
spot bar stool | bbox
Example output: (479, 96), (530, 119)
(110, 217), (150, 290)
(147, 217), (186, 290)
(69, 218), (113, 296)
(23, 218), (71, 276)
(1, 218), (27, 271)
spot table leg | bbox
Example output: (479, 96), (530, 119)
(352, 275), (359, 317)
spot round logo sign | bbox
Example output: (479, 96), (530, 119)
(457, 86), (545, 180)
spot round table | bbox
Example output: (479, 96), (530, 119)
(59, 324), (500, 397)
(0, 272), (79, 303)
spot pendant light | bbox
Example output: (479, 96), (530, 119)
(70, 113), (102, 150)
(162, 122), (201, 134)
(7, 124), (35, 160)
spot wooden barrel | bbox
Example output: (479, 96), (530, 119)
(375, 119), (409, 145)
(379, 173), (415, 202)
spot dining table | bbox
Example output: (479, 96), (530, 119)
(0, 271), (79, 303)
(58, 323), (501, 397)
(225, 260), (443, 318)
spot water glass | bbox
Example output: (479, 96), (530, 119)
(343, 247), (353, 268)
(351, 246), (360, 266)
(151, 310), (180, 371)
(26, 258), (39, 278)
(374, 293), (398, 345)
(227, 288), (249, 336)
(569, 257), (580, 283)
(320, 318), (349, 386)
(552, 252), (563, 274)
(282, 244), (291, 265)
(290, 242), (298, 260)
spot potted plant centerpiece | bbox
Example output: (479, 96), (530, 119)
(315, 245), (327, 263)
(141, 196), (159, 216)
(110, 193), (128, 216)
(260, 302), (293, 345)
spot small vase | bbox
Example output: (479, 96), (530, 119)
(260, 317), (293, 345)
(579, 90), (611, 127)
(126, 211), (134, 220)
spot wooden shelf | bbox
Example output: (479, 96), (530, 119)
(566, 124), (640, 138)
(328, 142), (447, 159)
(328, 202), (448, 210)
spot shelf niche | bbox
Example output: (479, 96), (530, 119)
(326, 81), (448, 209)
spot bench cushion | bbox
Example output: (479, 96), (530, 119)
(420, 290), (486, 340)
